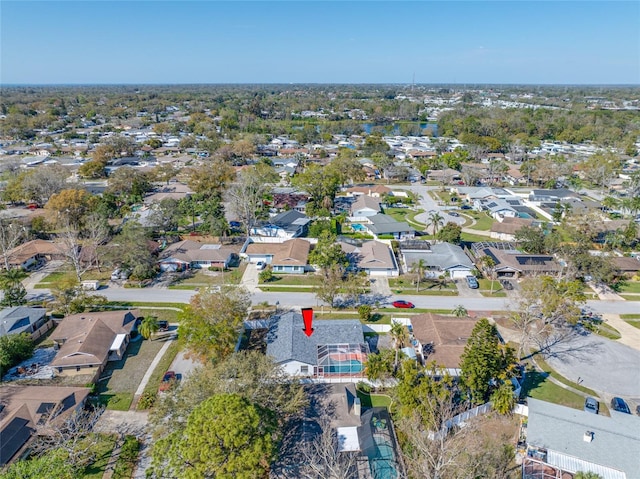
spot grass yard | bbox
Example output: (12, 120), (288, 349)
(619, 295), (640, 301)
(357, 390), (392, 408)
(259, 286), (316, 293)
(96, 337), (165, 410)
(533, 356), (599, 397)
(139, 340), (181, 405)
(480, 291), (507, 297)
(168, 265), (246, 289)
(461, 231), (494, 242)
(389, 277), (458, 296)
(260, 274), (325, 286)
(36, 268), (112, 288)
(618, 281), (640, 294)
(620, 314), (640, 329)
(521, 370), (586, 410)
(466, 212), (495, 231)
(140, 308), (182, 323)
(80, 433), (118, 479)
(111, 436), (141, 479)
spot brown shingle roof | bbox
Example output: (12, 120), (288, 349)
(159, 240), (239, 264)
(410, 313), (476, 369)
(357, 241), (396, 270)
(50, 310), (138, 368)
(490, 217), (535, 235)
(245, 239), (310, 266)
(3, 240), (65, 267)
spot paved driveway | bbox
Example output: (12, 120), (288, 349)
(544, 327), (640, 398)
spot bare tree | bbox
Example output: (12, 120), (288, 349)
(83, 213), (110, 272)
(21, 164), (69, 205)
(58, 224), (89, 282)
(0, 219), (26, 270)
(31, 405), (105, 469)
(225, 165), (275, 237)
(275, 416), (359, 479)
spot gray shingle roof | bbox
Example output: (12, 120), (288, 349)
(527, 398), (640, 479)
(266, 312), (364, 366)
(365, 214), (413, 235)
(0, 307), (47, 337)
(403, 242), (473, 271)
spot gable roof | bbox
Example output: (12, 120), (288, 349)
(356, 241), (397, 271)
(345, 185), (391, 196)
(2, 240), (65, 266)
(482, 247), (561, 274)
(490, 217), (536, 235)
(527, 398), (640, 479)
(0, 385), (90, 465)
(350, 195), (381, 213)
(409, 313), (476, 369)
(0, 307), (47, 337)
(50, 310), (138, 368)
(266, 312), (364, 366)
(270, 210), (310, 228)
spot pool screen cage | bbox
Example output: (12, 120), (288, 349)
(316, 343), (369, 377)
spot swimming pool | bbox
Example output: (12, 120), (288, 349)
(368, 434), (398, 479)
(325, 359), (363, 374)
(352, 224), (366, 232)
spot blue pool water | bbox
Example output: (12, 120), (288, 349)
(352, 224), (366, 232)
(368, 435), (398, 479)
(326, 360), (363, 374)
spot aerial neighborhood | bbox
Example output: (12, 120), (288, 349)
(1, 84), (639, 479)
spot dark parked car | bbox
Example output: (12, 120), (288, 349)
(611, 397), (631, 414)
(392, 300), (415, 309)
(448, 211), (460, 217)
(461, 204), (472, 210)
(465, 276), (479, 289)
(500, 279), (514, 290)
(158, 320), (169, 331)
(584, 397), (599, 414)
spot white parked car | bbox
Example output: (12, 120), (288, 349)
(256, 261), (266, 271)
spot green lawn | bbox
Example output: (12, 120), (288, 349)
(620, 295), (640, 301)
(620, 314), (640, 319)
(260, 274), (325, 286)
(96, 338), (165, 410)
(259, 286), (316, 293)
(37, 268), (112, 288)
(478, 279), (503, 292)
(480, 291), (507, 297)
(140, 308), (181, 323)
(533, 356), (599, 397)
(111, 436), (140, 479)
(357, 390), (392, 408)
(624, 320), (640, 330)
(139, 341), (182, 407)
(169, 265), (246, 288)
(467, 212), (495, 231)
(461, 232), (493, 242)
(80, 433), (117, 479)
(618, 281), (640, 294)
(521, 370), (586, 410)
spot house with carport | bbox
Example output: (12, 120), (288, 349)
(50, 310), (140, 380)
(400, 241), (474, 279)
(243, 238), (311, 274)
(157, 240), (240, 272)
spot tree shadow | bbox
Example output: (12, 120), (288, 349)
(520, 370), (550, 398)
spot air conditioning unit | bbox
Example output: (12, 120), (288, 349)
(583, 431), (594, 443)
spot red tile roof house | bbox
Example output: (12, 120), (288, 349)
(0, 385), (91, 466)
(50, 310), (140, 381)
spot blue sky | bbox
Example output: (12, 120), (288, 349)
(1, 1), (639, 84)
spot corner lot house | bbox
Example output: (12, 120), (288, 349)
(524, 398), (640, 479)
(158, 240), (240, 272)
(244, 238), (311, 274)
(266, 311), (369, 380)
(50, 310), (140, 379)
(0, 307), (52, 341)
(0, 385), (90, 466)
(409, 313), (476, 375)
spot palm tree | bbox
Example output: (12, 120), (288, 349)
(452, 304), (468, 317)
(390, 322), (409, 370)
(138, 316), (159, 340)
(427, 211), (445, 239)
(601, 196), (619, 212)
(410, 259), (426, 292)
(0, 267), (27, 288)
(479, 255), (497, 294)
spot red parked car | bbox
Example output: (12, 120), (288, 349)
(392, 300), (415, 309)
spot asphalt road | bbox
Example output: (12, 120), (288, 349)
(391, 184), (466, 228)
(23, 286), (640, 316)
(544, 328), (640, 398)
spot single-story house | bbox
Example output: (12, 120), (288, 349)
(473, 244), (561, 278)
(611, 256), (640, 277)
(250, 210), (311, 239)
(244, 238), (311, 274)
(426, 168), (461, 183)
(0, 385), (91, 466)
(349, 195), (382, 220)
(409, 313), (476, 376)
(2, 240), (66, 270)
(0, 307), (52, 341)
(265, 311), (368, 379)
(490, 217), (536, 241)
(363, 214), (414, 240)
(401, 241), (474, 279)
(528, 188), (579, 206)
(340, 240), (398, 277)
(524, 398), (640, 479)
(344, 185), (391, 198)
(158, 240), (240, 272)
(50, 310), (140, 379)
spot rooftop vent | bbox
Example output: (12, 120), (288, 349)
(583, 431), (594, 443)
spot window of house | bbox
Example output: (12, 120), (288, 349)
(300, 365), (309, 374)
